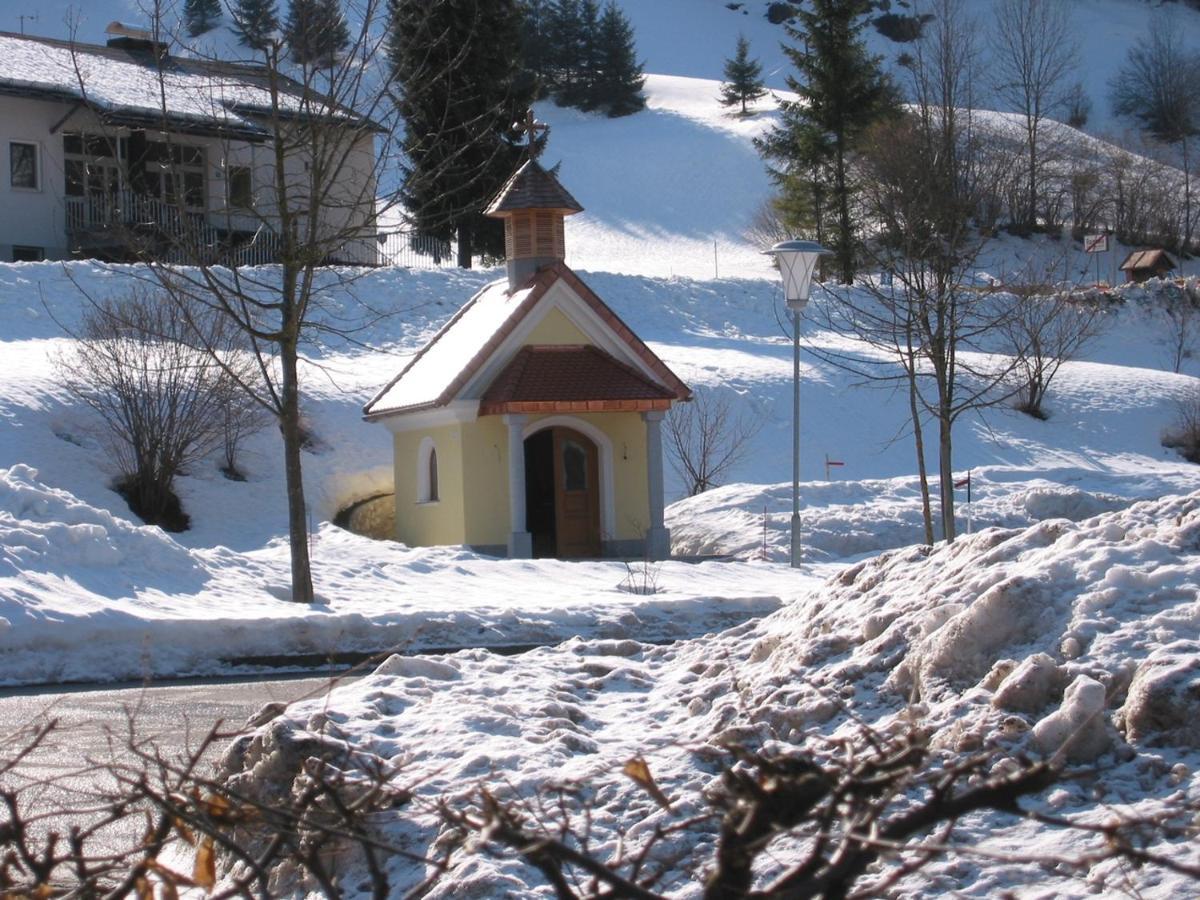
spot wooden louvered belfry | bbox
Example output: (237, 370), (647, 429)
(485, 152), (583, 290)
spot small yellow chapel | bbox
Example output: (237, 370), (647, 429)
(363, 154), (691, 560)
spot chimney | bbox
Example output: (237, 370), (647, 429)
(105, 21), (168, 58)
(484, 158), (583, 291)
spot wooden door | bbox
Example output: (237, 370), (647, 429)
(553, 428), (601, 558)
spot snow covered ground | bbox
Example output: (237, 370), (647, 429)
(221, 489), (1200, 897)
(2, 256), (1199, 686)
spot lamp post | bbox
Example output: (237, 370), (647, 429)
(764, 240), (831, 568)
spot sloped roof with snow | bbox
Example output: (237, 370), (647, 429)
(363, 263), (690, 420)
(0, 31), (359, 140)
(1120, 249), (1176, 272)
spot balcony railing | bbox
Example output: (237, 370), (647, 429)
(65, 190), (282, 266)
(64, 190), (455, 269)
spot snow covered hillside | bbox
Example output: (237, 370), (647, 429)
(220, 489), (1200, 896)
(43, 0), (1200, 139)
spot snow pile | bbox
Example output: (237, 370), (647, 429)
(667, 474), (1134, 562)
(222, 492), (1200, 896)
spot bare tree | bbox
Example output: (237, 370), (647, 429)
(63, 0), (517, 600)
(1110, 13), (1200, 251)
(999, 286), (1109, 419)
(666, 389), (761, 496)
(56, 289), (255, 531)
(991, 0), (1078, 233)
(812, 0), (1019, 544)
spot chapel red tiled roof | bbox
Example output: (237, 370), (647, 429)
(479, 345), (676, 415)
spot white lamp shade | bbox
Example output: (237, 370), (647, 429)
(764, 239), (831, 308)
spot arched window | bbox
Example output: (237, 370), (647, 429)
(417, 437), (440, 503)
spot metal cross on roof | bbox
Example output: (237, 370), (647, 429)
(513, 108), (549, 157)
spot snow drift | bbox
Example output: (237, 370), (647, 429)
(221, 491), (1200, 895)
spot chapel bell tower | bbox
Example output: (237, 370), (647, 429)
(485, 112), (583, 291)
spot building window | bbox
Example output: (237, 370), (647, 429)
(228, 166), (253, 208)
(427, 449), (439, 502)
(10, 142), (38, 190)
(144, 139), (206, 211)
(11, 246), (44, 262)
(417, 437), (440, 503)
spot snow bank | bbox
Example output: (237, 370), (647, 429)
(0, 464), (794, 685)
(222, 491), (1200, 896)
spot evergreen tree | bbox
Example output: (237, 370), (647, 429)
(545, 0), (583, 101)
(756, 0), (895, 283)
(286, 0), (350, 67)
(592, 1), (644, 116)
(232, 0), (280, 51)
(719, 34), (766, 115)
(390, 0), (535, 267)
(558, 0), (601, 109)
(518, 0), (552, 98)
(184, 0), (222, 37)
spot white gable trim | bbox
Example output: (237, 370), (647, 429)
(460, 278), (667, 401)
(377, 400), (478, 435)
(522, 415), (616, 540)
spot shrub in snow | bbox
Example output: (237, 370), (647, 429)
(57, 290), (258, 532)
(1163, 387), (1200, 464)
(765, 2), (796, 25)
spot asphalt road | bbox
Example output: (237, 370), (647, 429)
(0, 672), (356, 877)
(0, 672), (352, 762)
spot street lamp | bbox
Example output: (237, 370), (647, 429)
(764, 239), (831, 568)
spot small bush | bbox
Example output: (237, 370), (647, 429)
(1065, 82), (1092, 129)
(58, 289), (258, 531)
(1163, 390), (1200, 463)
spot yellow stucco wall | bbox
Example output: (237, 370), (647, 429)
(524, 307), (592, 345)
(392, 411), (654, 550)
(462, 416), (510, 547)
(392, 424), (467, 546)
(448, 410), (651, 548)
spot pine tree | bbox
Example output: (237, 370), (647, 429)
(558, 0), (601, 109)
(544, 0), (582, 101)
(286, 0), (350, 67)
(184, 0), (222, 37)
(592, 1), (644, 116)
(518, 0), (552, 98)
(719, 35), (766, 115)
(232, 0), (280, 51)
(756, 0), (895, 283)
(390, 0), (535, 267)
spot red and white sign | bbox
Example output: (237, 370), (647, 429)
(1084, 233), (1109, 254)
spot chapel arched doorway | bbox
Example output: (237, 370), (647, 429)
(524, 426), (601, 558)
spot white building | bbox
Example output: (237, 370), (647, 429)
(0, 24), (378, 265)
